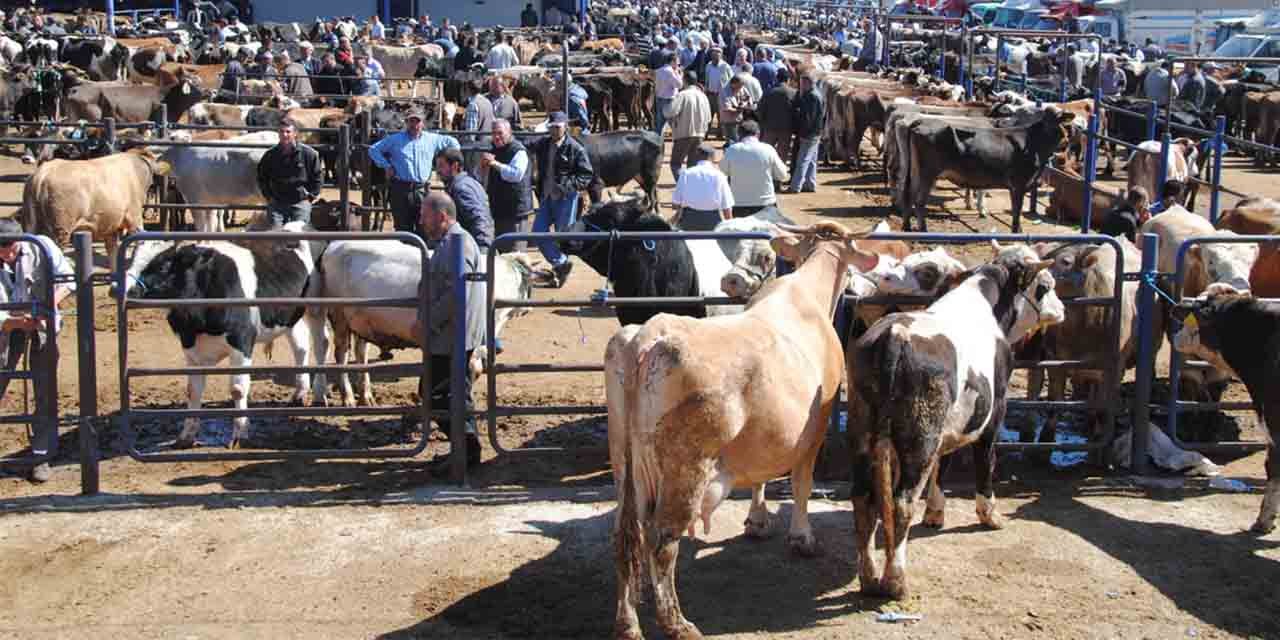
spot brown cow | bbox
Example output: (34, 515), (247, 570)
(580, 38), (624, 51)
(20, 148), (167, 266)
(1045, 162), (1123, 229)
(154, 62), (223, 91)
(1217, 197), (1280, 297)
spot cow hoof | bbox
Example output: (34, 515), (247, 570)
(743, 515), (773, 539)
(342, 394), (358, 408)
(291, 391), (311, 407)
(922, 508), (945, 529)
(20, 155), (33, 165)
(613, 624), (644, 640)
(879, 576), (908, 600)
(787, 532), (820, 557)
(173, 436), (197, 450)
(661, 621), (703, 640)
(977, 510), (1005, 530)
(360, 393), (377, 407)
(1251, 519), (1276, 535)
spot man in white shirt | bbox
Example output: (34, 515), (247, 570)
(703, 47), (732, 136)
(720, 120), (788, 217)
(653, 53), (683, 137)
(485, 35), (520, 71)
(736, 66), (762, 103)
(672, 143), (734, 231)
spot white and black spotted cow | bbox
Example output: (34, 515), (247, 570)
(120, 222), (328, 449)
(1171, 285), (1280, 534)
(846, 241), (1065, 600)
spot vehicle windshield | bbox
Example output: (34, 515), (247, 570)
(994, 8), (1023, 28)
(1213, 35), (1263, 58)
(1034, 17), (1059, 31)
(1018, 13), (1044, 29)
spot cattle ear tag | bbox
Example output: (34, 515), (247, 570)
(182, 82), (191, 95)
(1184, 314), (1198, 330)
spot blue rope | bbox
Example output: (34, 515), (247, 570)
(1142, 271), (1180, 306)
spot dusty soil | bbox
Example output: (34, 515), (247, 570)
(0, 130), (1277, 640)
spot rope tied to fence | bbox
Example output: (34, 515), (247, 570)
(1142, 271), (1180, 307)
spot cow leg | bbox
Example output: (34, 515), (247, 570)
(921, 457), (945, 528)
(651, 478), (706, 640)
(310, 310), (332, 407)
(355, 336), (375, 407)
(973, 425), (1004, 530)
(1252, 427), (1279, 533)
(786, 440), (823, 556)
(331, 315), (358, 408)
(849, 417), (882, 593)
(286, 316), (316, 406)
(227, 348), (252, 449)
(880, 452), (928, 600)
(177, 372), (208, 448)
(1009, 187), (1026, 233)
(743, 483), (773, 538)
(975, 190), (987, 218)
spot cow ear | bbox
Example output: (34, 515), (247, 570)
(848, 242), (879, 273)
(770, 232), (802, 262)
(990, 239), (1004, 254)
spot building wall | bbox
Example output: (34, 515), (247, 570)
(414, 0), (526, 27)
(252, 0), (380, 23)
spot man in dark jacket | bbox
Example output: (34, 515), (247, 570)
(1100, 186), (1150, 242)
(481, 119), (533, 251)
(527, 111), (594, 287)
(312, 53), (346, 98)
(453, 36), (479, 73)
(435, 147), (495, 251)
(786, 71), (824, 193)
(757, 66), (795, 168)
(257, 118), (323, 225)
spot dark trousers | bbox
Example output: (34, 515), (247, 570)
(0, 330), (56, 457)
(733, 204), (767, 218)
(266, 200), (312, 227)
(676, 208), (723, 231)
(494, 212), (533, 253)
(389, 180), (428, 233)
(426, 351), (475, 437)
(670, 136), (702, 181)
(761, 129), (793, 167)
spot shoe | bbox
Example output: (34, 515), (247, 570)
(779, 187), (796, 194)
(430, 433), (483, 471)
(493, 338), (505, 355)
(801, 186), (817, 193)
(552, 261), (574, 288)
(29, 462), (50, 483)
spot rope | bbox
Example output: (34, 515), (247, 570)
(1142, 271), (1180, 306)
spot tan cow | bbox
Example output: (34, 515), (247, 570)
(608, 221), (879, 640)
(20, 148), (167, 266)
(154, 62), (223, 91)
(1126, 138), (1198, 207)
(580, 38), (624, 51)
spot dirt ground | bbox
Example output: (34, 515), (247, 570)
(0, 129), (1278, 640)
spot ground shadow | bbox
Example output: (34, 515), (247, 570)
(1013, 493), (1280, 638)
(378, 505), (870, 639)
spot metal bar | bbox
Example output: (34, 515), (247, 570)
(495, 296), (748, 308)
(492, 363), (604, 374)
(491, 405), (609, 417)
(1211, 116), (1226, 224)
(1083, 112), (1099, 231)
(127, 438), (433, 463)
(128, 362), (425, 377)
(143, 203), (269, 211)
(338, 125), (351, 223)
(450, 237), (467, 486)
(1130, 233), (1158, 474)
(74, 233), (99, 496)
(126, 297), (418, 309)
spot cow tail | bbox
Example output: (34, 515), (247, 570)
(615, 401), (646, 605)
(874, 327), (909, 553)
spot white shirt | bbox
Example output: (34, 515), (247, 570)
(737, 70), (762, 102)
(672, 161), (734, 211)
(370, 20), (385, 39)
(721, 136), (788, 206)
(9, 235), (74, 336)
(655, 64), (683, 99)
(485, 43), (519, 70)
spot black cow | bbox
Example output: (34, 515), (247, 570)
(1170, 287), (1280, 534)
(564, 198), (707, 326)
(903, 106), (1074, 232)
(60, 39), (130, 81)
(575, 130), (663, 211)
(351, 107), (405, 229)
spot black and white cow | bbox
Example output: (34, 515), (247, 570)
(846, 242), (1065, 599)
(119, 222), (327, 449)
(1170, 285), (1280, 534)
(60, 38), (130, 81)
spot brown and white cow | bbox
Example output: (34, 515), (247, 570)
(608, 221), (879, 639)
(1217, 197), (1280, 298)
(1126, 138), (1198, 208)
(846, 242), (1064, 599)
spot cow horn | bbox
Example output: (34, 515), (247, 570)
(990, 239), (1004, 252)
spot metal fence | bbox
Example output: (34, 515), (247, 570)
(0, 235), (62, 477)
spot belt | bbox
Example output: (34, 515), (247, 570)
(391, 179), (428, 188)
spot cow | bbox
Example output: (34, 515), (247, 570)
(157, 131), (278, 232)
(1169, 286), (1280, 534)
(309, 240), (534, 407)
(187, 102), (254, 127)
(20, 147), (168, 267)
(60, 37), (130, 81)
(883, 106), (1007, 217)
(580, 38), (624, 51)
(119, 222), (328, 449)
(154, 62), (224, 92)
(576, 130), (663, 211)
(608, 221), (882, 639)
(1044, 161), (1123, 229)
(63, 71), (207, 123)
(847, 242), (1064, 600)
(1126, 138), (1198, 209)
(565, 199), (745, 327)
(369, 43), (445, 91)
(1217, 198), (1280, 298)
(903, 106), (1074, 231)
(712, 206), (796, 299)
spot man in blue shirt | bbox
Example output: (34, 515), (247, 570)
(753, 47), (779, 93)
(368, 108), (461, 233)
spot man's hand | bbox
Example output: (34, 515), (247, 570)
(2, 316), (36, 332)
(479, 152), (495, 168)
(385, 165), (396, 181)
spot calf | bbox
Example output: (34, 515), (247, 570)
(847, 242), (1064, 599)
(1170, 287), (1280, 533)
(120, 223), (328, 449)
(1045, 162), (1123, 229)
(1126, 138), (1198, 209)
(157, 131), (278, 232)
(578, 130), (663, 211)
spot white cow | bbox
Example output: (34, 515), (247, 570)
(157, 131), (278, 232)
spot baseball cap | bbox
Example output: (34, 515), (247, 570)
(406, 108), (426, 121)
(549, 111), (569, 126)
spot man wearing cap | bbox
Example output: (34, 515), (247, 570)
(277, 51), (312, 100)
(671, 143), (733, 231)
(435, 147), (495, 252)
(298, 41), (320, 76)
(527, 112), (593, 287)
(481, 119), (533, 252)
(368, 109), (461, 233)
(258, 118), (323, 226)
(664, 70), (711, 180)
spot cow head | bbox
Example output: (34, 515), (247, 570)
(1169, 284), (1250, 378)
(771, 222), (879, 274)
(989, 240), (1066, 342)
(564, 199), (668, 275)
(115, 240), (180, 299)
(719, 238), (777, 299)
(1187, 238), (1257, 294)
(875, 246), (966, 297)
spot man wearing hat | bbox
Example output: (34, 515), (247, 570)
(368, 109), (461, 233)
(277, 51), (312, 100)
(527, 112), (594, 287)
(671, 143), (733, 231)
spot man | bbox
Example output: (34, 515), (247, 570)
(1100, 186), (1150, 243)
(546, 4), (563, 27)
(671, 143), (733, 231)
(485, 34), (519, 71)
(527, 112), (593, 287)
(454, 35), (479, 72)
(1203, 62), (1225, 114)
(1143, 60), (1178, 107)
(221, 48), (250, 93)
(257, 118), (322, 226)
(417, 192), (485, 468)
(481, 119), (534, 252)
(737, 63), (762, 103)
(0, 219), (73, 483)
(313, 53), (345, 97)
(463, 77), (495, 137)
(368, 14), (386, 40)
(368, 108), (461, 232)
(488, 76), (521, 129)
(521, 3), (539, 27)
(665, 71), (712, 180)
(757, 66), (795, 162)
(719, 75), (754, 144)
(563, 73), (591, 134)
(1142, 37), (1162, 62)
(350, 56), (380, 96)
(704, 47), (732, 135)
(752, 47), (778, 93)
(1063, 44), (1084, 90)
(647, 36), (674, 71)
(787, 71), (823, 194)
(1179, 61), (1206, 110)
(721, 120), (788, 217)
(678, 36), (698, 69)
(276, 51), (312, 99)
(435, 147), (495, 251)
(298, 41), (320, 76)
(654, 53), (683, 137)
(1100, 56), (1126, 97)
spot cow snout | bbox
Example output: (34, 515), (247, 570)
(1038, 288), (1067, 328)
(720, 270), (757, 299)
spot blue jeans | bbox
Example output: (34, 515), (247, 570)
(534, 192), (579, 267)
(790, 136), (820, 191)
(654, 97), (672, 136)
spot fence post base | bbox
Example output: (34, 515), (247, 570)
(74, 232), (99, 495)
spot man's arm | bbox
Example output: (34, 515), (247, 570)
(769, 147), (788, 181)
(367, 134), (393, 170)
(257, 148), (275, 200)
(305, 147), (322, 199)
(494, 148), (528, 182)
(569, 143), (594, 191)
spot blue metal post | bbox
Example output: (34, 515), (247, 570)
(383, 0), (392, 27)
(1083, 112), (1100, 231)
(450, 238), (468, 485)
(173, 0), (180, 19)
(107, 0), (116, 36)
(1130, 233), (1158, 475)
(1058, 41), (1068, 102)
(1145, 100), (1157, 141)
(1155, 130), (1171, 211)
(1020, 72), (1027, 95)
(882, 18), (891, 67)
(1210, 115), (1227, 225)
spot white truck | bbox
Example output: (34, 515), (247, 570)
(1210, 10), (1280, 82)
(1076, 0), (1264, 55)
